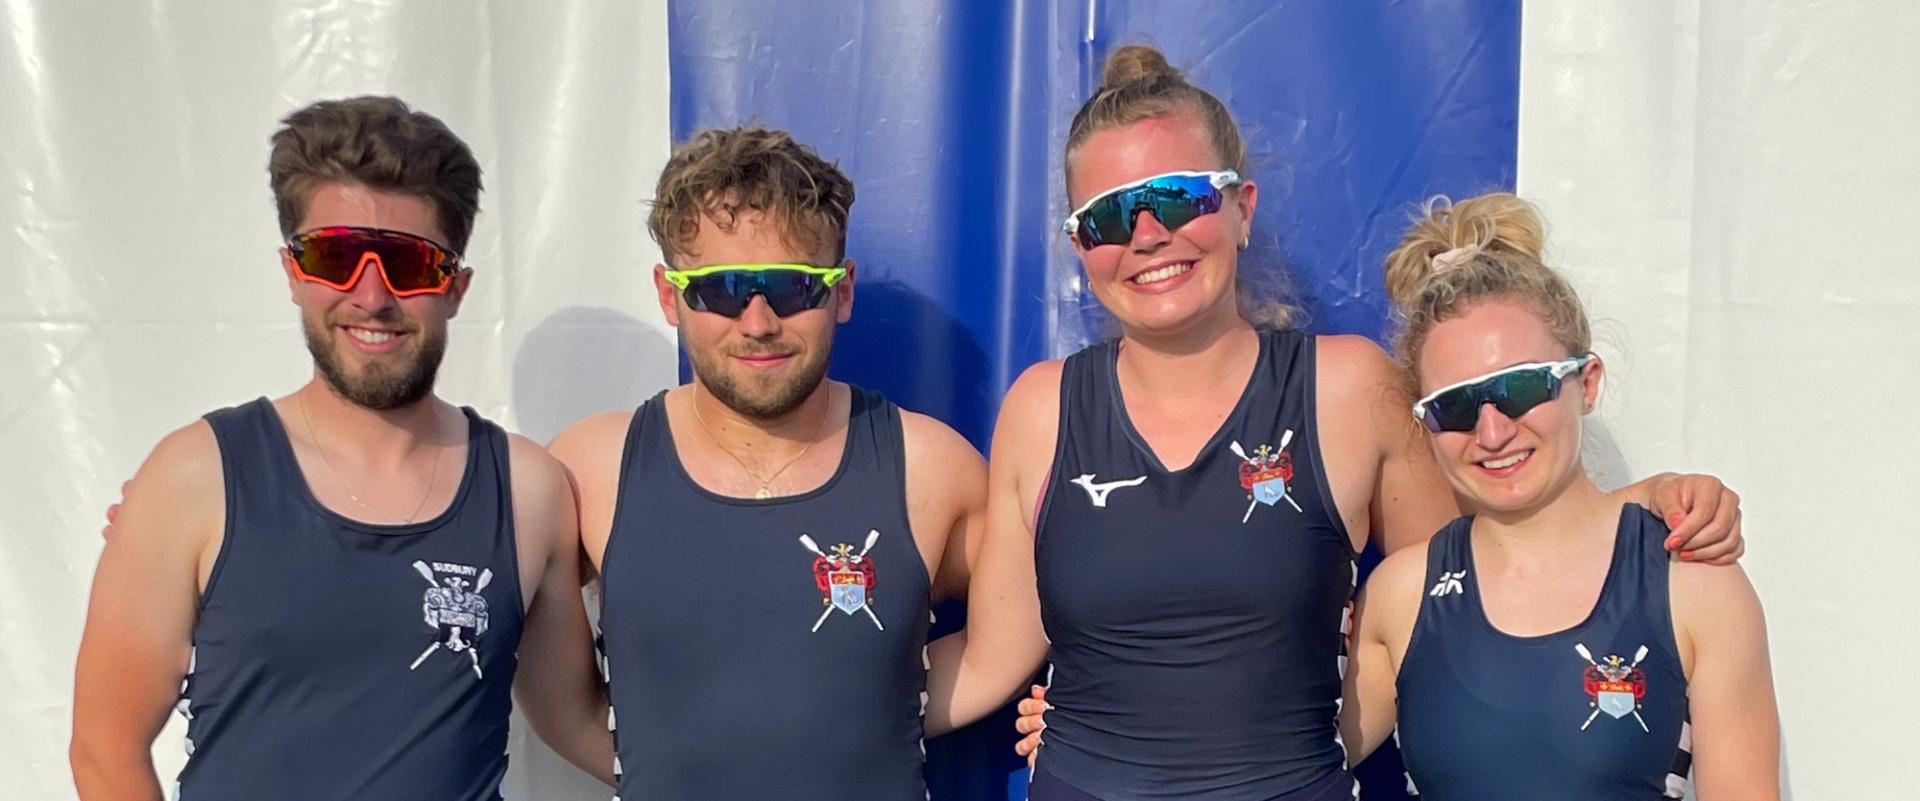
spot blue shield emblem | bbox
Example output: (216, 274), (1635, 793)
(1252, 478), (1288, 506)
(1597, 691), (1635, 719)
(829, 570), (865, 615)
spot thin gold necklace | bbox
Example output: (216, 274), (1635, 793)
(690, 393), (829, 499)
(299, 392), (444, 523)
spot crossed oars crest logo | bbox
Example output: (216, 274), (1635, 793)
(799, 530), (884, 632)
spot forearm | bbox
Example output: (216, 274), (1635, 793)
(71, 740), (165, 801)
(548, 701), (617, 787)
(518, 680), (616, 787)
(923, 630), (1044, 736)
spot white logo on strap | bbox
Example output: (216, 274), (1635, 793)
(1428, 570), (1467, 597)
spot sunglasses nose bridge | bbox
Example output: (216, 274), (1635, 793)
(1472, 402), (1520, 447)
(733, 292), (783, 333)
(344, 250), (401, 305)
(1127, 204), (1174, 248)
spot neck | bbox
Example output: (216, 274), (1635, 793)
(1472, 471), (1618, 561)
(296, 377), (448, 463)
(690, 379), (835, 453)
(1117, 307), (1259, 401)
(1119, 291), (1250, 357)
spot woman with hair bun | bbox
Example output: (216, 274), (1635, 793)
(930, 46), (1749, 801)
(1336, 192), (1781, 800)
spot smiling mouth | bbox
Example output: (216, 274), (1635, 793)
(1130, 261), (1193, 285)
(343, 326), (404, 345)
(1478, 450), (1533, 470)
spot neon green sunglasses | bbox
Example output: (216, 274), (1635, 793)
(662, 263), (848, 318)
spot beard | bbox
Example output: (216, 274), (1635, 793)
(303, 311), (446, 410)
(687, 331), (833, 419)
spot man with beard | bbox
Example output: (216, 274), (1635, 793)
(70, 96), (612, 801)
(547, 127), (987, 800)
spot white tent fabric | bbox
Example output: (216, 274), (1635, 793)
(5, 2), (1915, 800)
(1520, 4), (1920, 799)
(2, 3), (674, 800)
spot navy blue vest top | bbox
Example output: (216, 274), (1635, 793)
(598, 387), (932, 800)
(178, 398), (523, 801)
(1395, 505), (1692, 800)
(1034, 329), (1358, 800)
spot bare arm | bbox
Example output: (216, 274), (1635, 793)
(508, 437), (615, 787)
(71, 423), (221, 801)
(1672, 561), (1780, 800)
(923, 362), (1057, 736)
(1339, 542), (1426, 765)
(548, 411), (631, 572)
(1319, 335), (1460, 555)
(901, 411), (985, 604)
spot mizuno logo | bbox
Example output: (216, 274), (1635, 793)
(1428, 570), (1467, 597)
(1070, 474), (1147, 508)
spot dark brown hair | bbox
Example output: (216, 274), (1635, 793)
(268, 96), (483, 252)
(647, 126), (856, 267)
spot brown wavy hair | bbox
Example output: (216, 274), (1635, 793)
(647, 126), (856, 267)
(269, 96), (483, 252)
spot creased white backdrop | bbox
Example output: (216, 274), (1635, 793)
(0, 2), (676, 800)
(6, 2), (1918, 801)
(1521, 3), (1920, 799)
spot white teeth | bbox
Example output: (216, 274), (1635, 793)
(1132, 262), (1193, 284)
(347, 328), (396, 344)
(1482, 451), (1531, 470)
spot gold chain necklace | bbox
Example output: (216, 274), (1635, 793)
(690, 393), (829, 499)
(299, 392), (444, 523)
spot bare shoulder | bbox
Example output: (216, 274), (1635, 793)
(1316, 334), (1401, 402)
(1360, 537), (1433, 629)
(546, 409), (636, 481)
(1670, 559), (1765, 621)
(899, 408), (982, 468)
(506, 433), (569, 486)
(108, 418), (226, 589)
(993, 358), (1066, 449)
(898, 408), (986, 517)
(125, 419), (226, 531)
(505, 434), (574, 522)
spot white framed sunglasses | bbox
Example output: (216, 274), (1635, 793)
(1411, 355), (1595, 433)
(1060, 170), (1242, 249)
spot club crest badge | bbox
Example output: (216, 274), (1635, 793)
(1231, 429), (1303, 522)
(799, 530), (884, 632)
(1576, 643), (1650, 732)
(408, 560), (492, 679)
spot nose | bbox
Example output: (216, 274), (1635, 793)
(734, 293), (782, 338)
(346, 255), (400, 312)
(1128, 208), (1172, 252)
(1473, 403), (1519, 452)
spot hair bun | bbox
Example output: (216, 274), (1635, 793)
(1101, 44), (1184, 90)
(1382, 193), (1548, 311)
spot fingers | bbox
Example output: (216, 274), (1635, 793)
(1676, 489), (1740, 562)
(1017, 730), (1042, 758)
(102, 480), (130, 540)
(1662, 489), (1716, 551)
(1685, 510), (1744, 565)
(1014, 682), (1049, 755)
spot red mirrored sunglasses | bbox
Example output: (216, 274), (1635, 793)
(285, 226), (463, 297)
